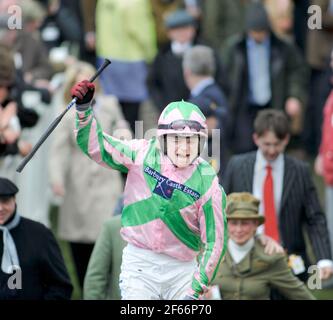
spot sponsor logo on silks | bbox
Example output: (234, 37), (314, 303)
(144, 166), (200, 201)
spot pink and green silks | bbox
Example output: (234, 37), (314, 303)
(75, 107), (228, 299)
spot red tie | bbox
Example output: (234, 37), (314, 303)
(263, 165), (280, 242)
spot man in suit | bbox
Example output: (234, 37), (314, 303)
(182, 44), (230, 175)
(224, 109), (333, 281)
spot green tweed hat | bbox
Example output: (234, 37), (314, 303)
(226, 192), (265, 225)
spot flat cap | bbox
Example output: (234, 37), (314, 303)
(164, 9), (195, 29)
(226, 192), (265, 225)
(0, 177), (19, 198)
(245, 2), (270, 32)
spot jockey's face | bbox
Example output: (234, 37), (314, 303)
(166, 134), (199, 168)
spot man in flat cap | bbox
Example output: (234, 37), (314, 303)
(221, 1), (308, 154)
(0, 177), (72, 299)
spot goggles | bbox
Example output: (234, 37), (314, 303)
(158, 120), (205, 132)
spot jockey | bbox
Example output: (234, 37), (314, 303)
(71, 80), (227, 300)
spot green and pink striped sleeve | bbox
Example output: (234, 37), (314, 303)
(189, 179), (228, 299)
(75, 107), (140, 173)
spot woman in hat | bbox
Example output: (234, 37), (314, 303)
(212, 192), (315, 300)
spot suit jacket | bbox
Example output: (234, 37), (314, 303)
(223, 151), (332, 263)
(213, 238), (315, 300)
(83, 215), (126, 300)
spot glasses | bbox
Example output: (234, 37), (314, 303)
(158, 120), (205, 132)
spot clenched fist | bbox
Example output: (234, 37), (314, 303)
(70, 80), (95, 105)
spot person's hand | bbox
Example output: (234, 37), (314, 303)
(18, 140), (32, 157)
(85, 32), (96, 51)
(314, 154), (324, 176)
(70, 80), (95, 105)
(285, 97), (302, 118)
(51, 183), (65, 197)
(258, 234), (284, 255)
(319, 266), (333, 280)
(285, 97), (303, 134)
(0, 101), (17, 130)
(2, 129), (20, 144)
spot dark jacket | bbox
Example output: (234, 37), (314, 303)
(149, 39), (228, 111)
(222, 33), (309, 153)
(0, 216), (73, 300)
(223, 151), (332, 266)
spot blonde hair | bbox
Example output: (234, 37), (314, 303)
(19, 0), (46, 25)
(63, 61), (101, 103)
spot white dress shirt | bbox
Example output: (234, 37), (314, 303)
(253, 149), (284, 235)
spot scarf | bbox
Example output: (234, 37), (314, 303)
(0, 212), (20, 274)
(228, 238), (255, 264)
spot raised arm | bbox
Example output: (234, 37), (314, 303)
(72, 80), (144, 173)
